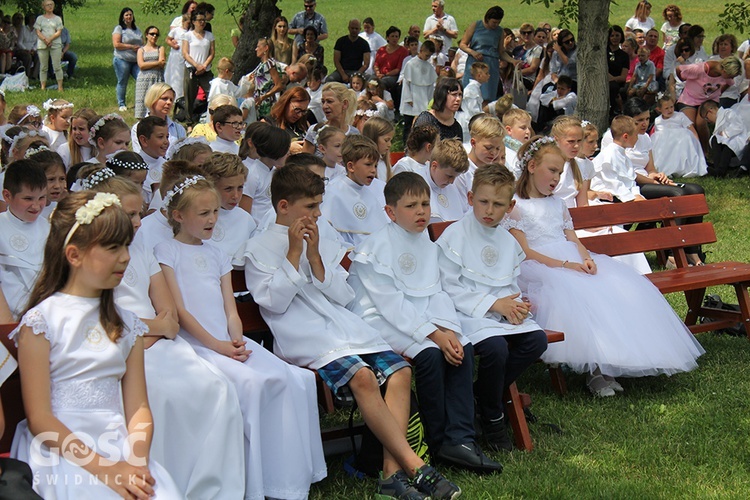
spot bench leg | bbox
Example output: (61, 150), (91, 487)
(548, 364), (567, 395)
(684, 288), (706, 327)
(504, 382), (533, 452)
(315, 375), (336, 414)
(734, 282), (750, 341)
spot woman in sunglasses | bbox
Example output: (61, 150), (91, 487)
(550, 28), (577, 91)
(135, 26), (166, 119)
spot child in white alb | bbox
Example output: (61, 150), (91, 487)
(155, 175), (326, 499)
(87, 174), (246, 499)
(454, 115), (506, 202)
(320, 135), (389, 247)
(651, 93), (707, 177)
(419, 138), (469, 223)
(456, 62), (490, 141)
(392, 124), (438, 175)
(502, 109), (533, 179)
(0, 161), (50, 319)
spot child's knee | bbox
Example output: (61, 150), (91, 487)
(348, 367), (379, 394)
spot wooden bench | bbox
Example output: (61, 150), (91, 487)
(0, 323), (22, 455)
(569, 194), (750, 337)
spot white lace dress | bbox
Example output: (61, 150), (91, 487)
(651, 112), (708, 177)
(502, 196), (705, 377)
(10, 293), (181, 499)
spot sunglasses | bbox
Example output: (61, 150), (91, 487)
(562, 38), (575, 45)
(521, 30), (533, 35)
(147, 32), (160, 37)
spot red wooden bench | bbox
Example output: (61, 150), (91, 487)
(569, 194), (750, 338)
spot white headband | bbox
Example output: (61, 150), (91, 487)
(63, 192), (122, 247)
(82, 167), (117, 190)
(162, 175), (205, 209)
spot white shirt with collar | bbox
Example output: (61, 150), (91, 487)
(419, 164), (467, 224)
(210, 136), (240, 154)
(591, 142), (641, 202)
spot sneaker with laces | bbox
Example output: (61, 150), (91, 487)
(118, 105), (127, 112)
(413, 465), (461, 500)
(377, 469), (427, 500)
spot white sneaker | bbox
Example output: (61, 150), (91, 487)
(118, 105), (127, 112)
(587, 374), (615, 397)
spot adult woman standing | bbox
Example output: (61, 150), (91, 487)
(182, 10), (215, 124)
(132, 82), (187, 154)
(249, 37), (283, 120)
(293, 26), (324, 68)
(607, 26), (629, 114)
(374, 26), (408, 97)
(270, 16), (293, 66)
(112, 7), (142, 112)
(135, 26), (166, 119)
(34, 0), (63, 92)
(171, 0), (196, 32)
(413, 77), (463, 140)
(263, 86), (311, 154)
(165, 14), (190, 102)
(459, 6), (516, 102)
(625, 1), (655, 35)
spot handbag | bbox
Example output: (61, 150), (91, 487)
(511, 66), (527, 110)
(0, 70), (29, 93)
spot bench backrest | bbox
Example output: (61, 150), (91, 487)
(569, 194), (716, 268)
(427, 221), (453, 241)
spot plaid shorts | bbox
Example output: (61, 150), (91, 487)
(318, 351), (410, 401)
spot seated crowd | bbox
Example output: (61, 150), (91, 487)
(0, 0), (746, 498)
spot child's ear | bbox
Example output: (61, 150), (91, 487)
(138, 134), (148, 147)
(429, 160), (439, 171)
(467, 190), (474, 207)
(1, 189), (10, 202)
(507, 199), (516, 213)
(345, 160), (354, 173)
(470, 137), (476, 148)
(384, 203), (397, 222)
(171, 209), (184, 224)
(277, 199), (289, 214)
(64, 244), (83, 268)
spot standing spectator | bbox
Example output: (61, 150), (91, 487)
(165, 14), (189, 101)
(293, 25), (324, 68)
(15, 13), (39, 80)
(35, 0), (63, 91)
(0, 14), (16, 76)
(460, 6), (517, 102)
(660, 4), (684, 50)
(289, 0), (328, 45)
(196, 3), (215, 32)
(248, 37), (283, 119)
(359, 17), (386, 75)
(112, 7), (142, 111)
(182, 10), (215, 124)
(170, 1), (196, 31)
(374, 26), (407, 96)
(58, 27), (77, 79)
(644, 28), (664, 83)
(271, 16), (293, 66)
(423, 0), (458, 56)
(329, 19), (370, 84)
(625, 1), (655, 35)
(135, 26), (166, 119)
(607, 26), (629, 114)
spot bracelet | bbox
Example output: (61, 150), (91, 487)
(561, 260), (568, 268)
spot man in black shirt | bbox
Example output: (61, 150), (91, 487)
(328, 19), (371, 84)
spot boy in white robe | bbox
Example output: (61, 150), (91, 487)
(700, 100), (750, 177)
(400, 40), (438, 141)
(456, 62), (490, 141)
(201, 152), (257, 267)
(591, 117), (644, 202)
(419, 138), (469, 223)
(436, 164), (547, 452)
(136, 116), (169, 206)
(502, 109), (533, 179)
(454, 115), (506, 202)
(348, 172), (502, 473)
(0, 161), (50, 319)
(320, 135), (390, 248)
(210, 105), (243, 154)
(244, 165), (461, 499)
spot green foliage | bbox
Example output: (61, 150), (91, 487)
(140, 0), (183, 16)
(520, 0), (580, 29)
(718, 2), (750, 35)
(0, 0), (87, 15)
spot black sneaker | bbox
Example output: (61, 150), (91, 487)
(435, 441), (503, 474)
(377, 469), (426, 499)
(413, 465), (461, 500)
(483, 416), (513, 452)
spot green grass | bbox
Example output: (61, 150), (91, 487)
(6, 0), (750, 497)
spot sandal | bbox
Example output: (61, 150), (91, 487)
(586, 374), (615, 397)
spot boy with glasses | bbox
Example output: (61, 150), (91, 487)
(211, 104), (244, 154)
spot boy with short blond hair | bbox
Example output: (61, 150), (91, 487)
(320, 135), (390, 247)
(591, 116), (645, 202)
(436, 163), (547, 451)
(455, 115), (505, 202)
(348, 172), (502, 474)
(419, 138), (469, 223)
(502, 109), (533, 178)
(462, 62), (490, 118)
(244, 165), (462, 499)
(208, 56), (253, 102)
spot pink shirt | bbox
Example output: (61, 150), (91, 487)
(677, 62), (733, 106)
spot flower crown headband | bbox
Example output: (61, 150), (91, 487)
(88, 114), (125, 147)
(105, 153), (148, 171)
(43, 99), (74, 112)
(63, 192), (122, 247)
(10, 129), (48, 155)
(19, 105), (41, 124)
(166, 136), (209, 160)
(24, 145), (51, 159)
(82, 167), (117, 190)
(519, 136), (557, 172)
(162, 175), (205, 209)
(0, 124), (13, 145)
(355, 109), (376, 117)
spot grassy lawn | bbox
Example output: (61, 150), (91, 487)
(4, 0), (749, 497)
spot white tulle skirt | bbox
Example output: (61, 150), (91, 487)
(518, 240), (705, 377)
(651, 129), (708, 178)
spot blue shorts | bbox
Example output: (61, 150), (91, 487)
(318, 351), (410, 400)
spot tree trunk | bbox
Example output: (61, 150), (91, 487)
(232, 0), (280, 81)
(576, 0), (611, 134)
